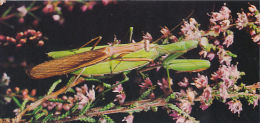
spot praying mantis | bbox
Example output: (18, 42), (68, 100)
(26, 35), (210, 80)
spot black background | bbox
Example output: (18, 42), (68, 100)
(0, 1), (259, 123)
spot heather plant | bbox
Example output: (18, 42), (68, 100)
(0, 1), (259, 123)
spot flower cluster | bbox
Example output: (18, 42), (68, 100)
(113, 81), (126, 106)
(0, 29), (45, 47)
(235, 4), (260, 44)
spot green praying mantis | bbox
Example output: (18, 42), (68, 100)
(27, 32), (210, 81)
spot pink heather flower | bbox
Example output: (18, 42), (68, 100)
(248, 4), (257, 13)
(30, 89), (36, 96)
(53, 14), (60, 21)
(77, 93), (89, 105)
(75, 87), (83, 94)
(200, 100), (210, 111)
(194, 73), (208, 89)
(56, 103), (63, 110)
(252, 34), (260, 43)
(114, 93), (126, 106)
(235, 12), (248, 30)
(142, 32), (153, 41)
(86, 85), (95, 101)
(1, 73), (10, 86)
(139, 78), (155, 99)
(113, 81), (123, 93)
(160, 26), (171, 38)
(157, 77), (173, 96)
(81, 2), (96, 12)
(181, 18), (201, 40)
(211, 12), (224, 22)
(255, 14), (260, 25)
(207, 52), (216, 61)
(99, 117), (107, 123)
(220, 20), (230, 31)
(219, 87), (230, 102)
(13, 108), (21, 116)
(211, 64), (240, 88)
(122, 114), (134, 123)
(226, 100), (243, 116)
(176, 116), (186, 123)
(177, 99), (192, 114)
(178, 77), (189, 87)
(199, 50), (208, 58)
(17, 6), (28, 17)
(42, 4), (54, 13)
(217, 48), (232, 65)
(81, 84), (88, 93)
(248, 98), (259, 108)
(223, 34), (234, 48)
(220, 6), (231, 19)
(186, 88), (195, 102)
(202, 86), (212, 102)
(62, 103), (70, 111)
(139, 78), (153, 90)
(169, 110), (186, 122)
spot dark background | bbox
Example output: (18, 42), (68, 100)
(0, 1), (259, 122)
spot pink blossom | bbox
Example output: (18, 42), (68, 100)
(139, 78), (153, 90)
(252, 34), (260, 43)
(77, 93), (89, 105)
(181, 18), (201, 40)
(248, 4), (257, 13)
(86, 85), (95, 101)
(226, 100), (243, 116)
(160, 26), (171, 38)
(177, 100), (192, 114)
(99, 117), (107, 123)
(42, 4), (54, 13)
(169, 110), (185, 122)
(186, 88), (195, 102)
(217, 48), (232, 65)
(81, 2), (96, 12)
(1, 73), (10, 86)
(139, 78), (155, 99)
(200, 100), (210, 111)
(13, 108), (21, 116)
(52, 14), (60, 21)
(235, 12), (248, 30)
(202, 86), (212, 102)
(157, 77), (173, 96)
(113, 81), (123, 93)
(219, 87), (230, 102)
(199, 50), (208, 58)
(114, 93), (126, 106)
(178, 77), (189, 87)
(194, 73), (208, 89)
(207, 52), (215, 61)
(62, 103), (70, 111)
(220, 20), (230, 31)
(220, 6), (231, 19)
(223, 34), (234, 48)
(17, 6), (28, 17)
(248, 98), (259, 108)
(122, 114), (134, 123)
(255, 14), (260, 25)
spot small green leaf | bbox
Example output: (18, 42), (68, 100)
(2, 6), (13, 17)
(42, 113), (53, 123)
(47, 79), (62, 96)
(20, 99), (29, 112)
(100, 102), (115, 111)
(101, 114), (115, 123)
(78, 117), (96, 122)
(12, 96), (21, 107)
